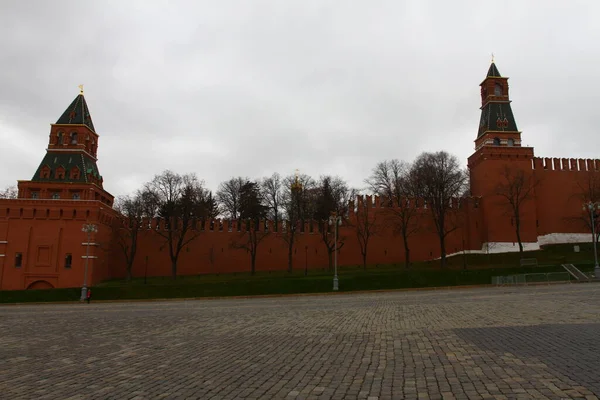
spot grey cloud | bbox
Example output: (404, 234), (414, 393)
(1, 0), (599, 198)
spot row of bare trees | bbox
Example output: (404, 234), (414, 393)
(109, 151), (470, 279)
(113, 167), (358, 279)
(365, 152), (469, 268)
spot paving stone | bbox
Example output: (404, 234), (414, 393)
(0, 283), (599, 399)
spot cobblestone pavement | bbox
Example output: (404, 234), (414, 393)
(1, 284), (600, 400)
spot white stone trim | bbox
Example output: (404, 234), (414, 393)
(81, 256), (98, 259)
(0, 254), (5, 257)
(81, 242), (99, 246)
(443, 232), (594, 259)
(0, 241), (7, 244)
(537, 233), (591, 246)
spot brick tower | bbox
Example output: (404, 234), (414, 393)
(468, 61), (539, 250)
(0, 88), (116, 290)
(16, 88), (113, 206)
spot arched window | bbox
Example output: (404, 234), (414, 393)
(507, 138), (515, 146)
(57, 132), (64, 145)
(493, 137), (501, 146)
(72, 193), (80, 200)
(494, 83), (502, 96)
(52, 193), (60, 200)
(70, 132), (78, 144)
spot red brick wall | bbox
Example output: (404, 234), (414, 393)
(0, 200), (115, 290)
(1, 153), (600, 290)
(106, 197), (483, 280)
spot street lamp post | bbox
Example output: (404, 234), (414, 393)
(583, 202), (600, 278)
(81, 223), (98, 301)
(328, 213), (342, 291)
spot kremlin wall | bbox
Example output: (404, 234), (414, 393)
(0, 62), (598, 290)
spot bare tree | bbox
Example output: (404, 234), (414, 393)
(366, 159), (419, 268)
(280, 173), (315, 273)
(114, 191), (147, 281)
(216, 177), (246, 219)
(0, 185), (18, 199)
(314, 175), (357, 271)
(353, 196), (381, 270)
(495, 165), (541, 254)
(146, 170), (214, 278)
(260, 172), (283, 230)
(231, 181), (269, 274)
(411, 151), (468, 268)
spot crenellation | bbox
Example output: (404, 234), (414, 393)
(570, 158), (578, 171)
(586, 159), (594, 171)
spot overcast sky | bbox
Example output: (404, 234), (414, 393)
(1, 0), (598, 197)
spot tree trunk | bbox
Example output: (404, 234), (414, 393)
(126, 264), (133, 282)
(515, 219), (524, 254)
(287, 239), (293, 273)
(402, 230), (411, 268)
(362, 250), (367, 270)
(250, 251), (256, 275)
(171, 258), (178, 279)
(439, 234), (447, 268)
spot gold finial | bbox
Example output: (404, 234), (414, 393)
(78, 84), (84, 94)
(291, 168), (302, 190)
(491, 53), (495, 63)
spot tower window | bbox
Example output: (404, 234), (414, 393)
(15, 253), (22, 268)
(40, 166), (51, 179)
(31, 192), (39, 199)
(507, 138), (514, 146)
(70, 132), (78, 144)
(57, 132), (64, 145)
(72, 193), (80, 200)
(64, 254), (72, 269)
(52, 193), (60, 199)
(55, 167), (65, 180)
(494, 83), (502, 96)
(70, 167), (80, 180)
(493, 137), (501, 146)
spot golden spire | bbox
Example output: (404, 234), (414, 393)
(491, 53), (495, 63)
(291, 168), (302, 190)
(78, 84), (84, 95)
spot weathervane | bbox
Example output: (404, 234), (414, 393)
(78, 84), (84, 94)
(491, 53), (495, 63)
